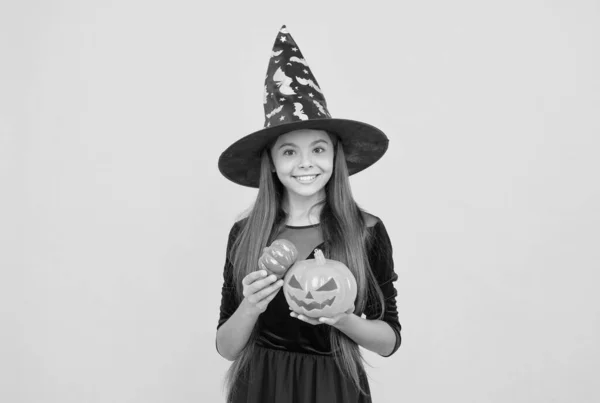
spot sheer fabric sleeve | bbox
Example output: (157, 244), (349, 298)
(217, 221), (242, 330)
(364, 219), (402, 357)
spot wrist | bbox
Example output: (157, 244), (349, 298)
(239, 298), (261, 320)
(333, 313), (358, 330)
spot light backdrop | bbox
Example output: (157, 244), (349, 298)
(1, 1), (599, 402)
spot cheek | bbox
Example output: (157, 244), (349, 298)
(273, 156), (297, 175)
(317, 153), (334, 172)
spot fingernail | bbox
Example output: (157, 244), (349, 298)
(269, 274), (277, 281)
(261, 270), (267, 276)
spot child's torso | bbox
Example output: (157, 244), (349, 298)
(257, 224), (334, 355)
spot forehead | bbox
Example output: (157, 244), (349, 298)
(273, 129), (331, 146)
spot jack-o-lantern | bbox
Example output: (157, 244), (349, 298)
(258, 239), (298, 279)
(283, 249), (357, 318)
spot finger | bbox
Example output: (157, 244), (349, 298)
(252, 278), (284, 301)
(292, 313), (320, 325)
(302, 315), (321, 325)
(255, 286), (281, 310)
(244, 274), (277, 295)
(246, 273), (278, 294)
(243, 270), (268, 286)
(247, 275), (280, 302)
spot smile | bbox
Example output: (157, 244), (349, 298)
(288, 294), (336, 311)
(293, 174), (320, 184)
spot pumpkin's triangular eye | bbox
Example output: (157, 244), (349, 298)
(288, 275), (303, 290)
(316, 278), (337, 291)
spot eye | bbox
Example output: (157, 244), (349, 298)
(283, 149), (295, 156)
(316, 278), (337, 291)
(313, 147), (326, 154)
(288, 275), (303, 290)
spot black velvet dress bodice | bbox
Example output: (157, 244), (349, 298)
(217, 218), (401, 357)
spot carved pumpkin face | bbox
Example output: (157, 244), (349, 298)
(259, 239), (298, 278)
(283, 249), (357, 318)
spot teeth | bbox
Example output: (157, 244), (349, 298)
(296, 175), (317, 182)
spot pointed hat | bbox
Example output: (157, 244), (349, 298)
(218, 25), (389, 188)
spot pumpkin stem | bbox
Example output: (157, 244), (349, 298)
(314, 249), (326, 265)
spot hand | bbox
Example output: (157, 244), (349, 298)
(241, 270), (284, 317)
(289, 306), (355, 327)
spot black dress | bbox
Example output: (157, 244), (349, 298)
(217, 218), (402, 403)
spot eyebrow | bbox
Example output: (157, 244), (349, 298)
(278, 139), (329, 149)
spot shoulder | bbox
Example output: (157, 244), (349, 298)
(361, 212), (393, 248)
(230, 217), (249, 234)
(226, 217), (249, 247)
(361, 211), (385, 230)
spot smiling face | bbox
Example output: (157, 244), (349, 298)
(270, 129), (334, 201)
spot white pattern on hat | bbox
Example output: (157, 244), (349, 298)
(271, 49), (283, 57)
(312, 100), (329, 117)
(293, 103), (309, 120)
(266, 105), (283, 119)
(296, 76), (322, 94)
(289, 56), (308, 66)
(273, 67), (296, 95)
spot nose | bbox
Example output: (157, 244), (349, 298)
(298, 152), (313, 169)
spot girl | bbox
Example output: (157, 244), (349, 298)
(216, 25), (401, 403)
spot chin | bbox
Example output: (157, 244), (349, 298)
(284, 182), (324, 198)
(295, 189), (323, 198)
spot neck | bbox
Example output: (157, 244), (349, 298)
(283, 190), (325, 226)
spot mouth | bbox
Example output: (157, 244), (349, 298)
(288, 294), (336, 311)
(293, 174), (320, 184)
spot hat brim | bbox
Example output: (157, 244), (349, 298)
(218, 118), (389, 188)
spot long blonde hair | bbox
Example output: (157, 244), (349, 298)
(224, 135), (385, 401)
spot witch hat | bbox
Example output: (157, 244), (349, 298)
(218, 25), (389, 188)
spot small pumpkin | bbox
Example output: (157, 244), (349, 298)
(258, 239), (299, 278)
(283, 249), (357, 318)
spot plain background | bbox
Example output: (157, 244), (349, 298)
(2, 1), (600, 402)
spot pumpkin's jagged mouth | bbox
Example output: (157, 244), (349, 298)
(289, 294), (336, 311)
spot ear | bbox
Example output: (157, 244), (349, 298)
(265, 148), (276, 172)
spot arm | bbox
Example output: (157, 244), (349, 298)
(216, 298), (260, 361)
(215, 221), (288, 360)
(294, 219), (402, 356)
(357, 219), (402, 357)
(332, 314), (397, 356)
(216, 272), (283, 361)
